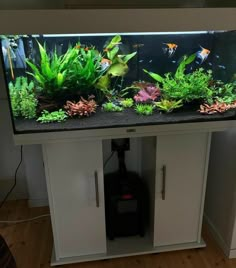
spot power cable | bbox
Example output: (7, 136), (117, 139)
(0, 145), (23, 209)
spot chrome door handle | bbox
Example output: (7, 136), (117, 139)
(161, 165), (166, 200)
(94, 171), (99, 208)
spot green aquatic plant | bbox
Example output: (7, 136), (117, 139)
(211, 81), (236, 105)
(155, 99), (183, 113)
(8, 77), (37, 119)
(145, 55), (213, 103)
(26, 41), (72, 97)
(102, 102), (123, 112)
(27, 41), (105, 98)
(144, 53), (196, 84)
(104, 35), (137, 77)
(120, 98), (134, 108)
(95, 35), (137, 99)
(161, 68), (213, 102)
(135, 104), (154, 115)
(37, 109), (68, 123)
(144, 54), (213, 103)
(65, 46), (104, 92)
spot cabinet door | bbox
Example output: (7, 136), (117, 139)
(154, 133), (210, 247)
(43, 140), (106, 259)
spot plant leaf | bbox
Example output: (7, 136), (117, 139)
(107, 46), (119, 61)
(121, 51), (137, 63)
(143, 69), (164, 83)
(105, 35), (121, 50)
(96, 74), (110, 90)
(108, 63), (128, 77)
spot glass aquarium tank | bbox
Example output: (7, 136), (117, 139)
(1, 31), (236, 134)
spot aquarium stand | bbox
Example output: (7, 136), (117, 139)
(42, 129), (211, 266)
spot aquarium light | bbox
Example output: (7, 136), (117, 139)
(39, 31), (226, 38)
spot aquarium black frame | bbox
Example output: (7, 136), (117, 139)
(0, 48), (18, 134)
(0, 8), (236, 144)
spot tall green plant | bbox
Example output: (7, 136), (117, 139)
(65, 47), (104, 91)
(144, 53), (196, 84)
(95, 35), (137, 98)
(9, 77), (38, 119)
(26, 41), (77, 97)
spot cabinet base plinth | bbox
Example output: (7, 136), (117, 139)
(50, 238), (206, 266)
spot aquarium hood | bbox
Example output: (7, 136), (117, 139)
(0, 8), (236, 145)
(0, 8), (236, 34)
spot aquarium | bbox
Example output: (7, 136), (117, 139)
(1, 31), (236, 134)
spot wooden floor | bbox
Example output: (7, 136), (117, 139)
(1, 200), (236, 268)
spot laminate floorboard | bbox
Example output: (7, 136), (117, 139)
(1, 200), (236, 268)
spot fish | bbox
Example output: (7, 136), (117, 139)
(149, 59), (153, 63)
(215, 55), (220, 59)
(133, 43), (144, 49)
(162, 43), (178, 57)
(172, 60), (176, 64)
(196, 46), (210, 64)
(139, 59), (144, 63)
(218, 65), (226, 70)
(76, 45), (92, 51)
(208, 62), (213, 66)
(101, 58), (112, 71)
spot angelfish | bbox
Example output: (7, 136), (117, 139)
(162, 43), (178, 57)
(101, 58), (112, 71)
(196, 46), (210, 64)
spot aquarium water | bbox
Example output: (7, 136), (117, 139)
(1, 31), (236, 134)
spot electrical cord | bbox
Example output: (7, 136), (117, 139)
(0, 145), (23, 209)
(0, 214), (50, 224)
(103, 151), (115, 169)
(0, 146), (50, 225)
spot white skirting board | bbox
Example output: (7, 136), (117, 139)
(204, 214), (232, 258)
(0, 179), (28, 200)
(50, 236), (206, 266)
(27, 198), (49, 208)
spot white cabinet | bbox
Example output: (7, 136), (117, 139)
(43, 140), (106, 260)
(154, 133), (210, 247)
(41, 132), (211, 265)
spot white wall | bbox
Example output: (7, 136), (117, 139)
(0, 62), (28, 200)
(0, 56), (49, 205)
(23, 145), (48, 207)
(205, 130), (236, 254)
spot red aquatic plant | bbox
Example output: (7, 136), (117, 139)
(64, 96), (97, 117)
(199, 101), (236, 115)
(133, 82), (160, 103)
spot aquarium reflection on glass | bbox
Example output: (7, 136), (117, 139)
(1, 31), (236, 134)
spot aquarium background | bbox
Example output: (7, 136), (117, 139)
(1, 31), (236, 134)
